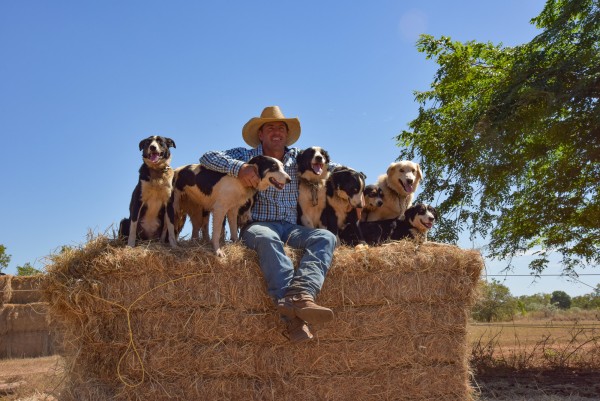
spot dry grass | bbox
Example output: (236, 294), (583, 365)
(41, 235), (483, 401)
(469, 319), (600, 400)
(0, 355), (64, 400)
(469, 320), (600, 371)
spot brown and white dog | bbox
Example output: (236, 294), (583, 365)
(297, 146), (330, 228)
(119, 136), (178, 247)
(172, 155), (291, 257)
(364, 161), (422, 222)
(172, 190), (209, 240)
(322, 166), (366, 241)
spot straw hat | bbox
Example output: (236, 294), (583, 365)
(242, 106), (301, 148)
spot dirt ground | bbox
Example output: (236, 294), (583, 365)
(475, 369), (600, 400)
(1, 356), (599, 400)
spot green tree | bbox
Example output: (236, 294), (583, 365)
(550, 290), (572, 309)
(398, 0), (600, 274)
(16, 262), (42, 276)
(472, 279), (518, 322)
(571, 284), (600, 309)
(518, 293), (552, 311)
(0, 244), (11, 273)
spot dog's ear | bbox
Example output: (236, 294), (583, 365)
(386, 162), (397, 177)
(415, 163), (423, 181)
(326, 176), (335, 197)
(165, 137), (176, 149)
(322, 148), (330, 163)
(138, 138), (150, 151)
(404, 205), (418, 222)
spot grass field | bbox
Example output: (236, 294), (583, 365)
(468, 318), (600, 400)
(1, 319), (599, 400)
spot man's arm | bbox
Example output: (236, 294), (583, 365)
(199, 147), (260, 188)
(199, 147), (252, 177)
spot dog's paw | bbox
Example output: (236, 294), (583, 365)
(215, 249), (226, 258)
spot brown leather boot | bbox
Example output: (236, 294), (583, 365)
(277, 293), (334, 324)
(284, 317), (313, 343)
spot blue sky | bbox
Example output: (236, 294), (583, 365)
(2, 1), (597, 297)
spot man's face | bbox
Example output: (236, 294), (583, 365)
(258, 121), (288, 148)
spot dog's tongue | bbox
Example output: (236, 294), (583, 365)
(150, 153), (160, 163)
(312, 163), (324, 175)
(405, 183), (414, 193)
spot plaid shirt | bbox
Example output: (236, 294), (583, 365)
(199, 144), (302, 224)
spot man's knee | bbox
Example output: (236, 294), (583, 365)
(312, 229), (337, 250)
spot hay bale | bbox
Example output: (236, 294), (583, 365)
(43, 236), (483, 401)
(0, 275), (45, 304)
(0, 275), (8, 307)
(0, 330), (55, 358)
(0, 303), (49, 334)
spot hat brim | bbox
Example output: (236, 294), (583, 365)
(242, 117), (301, 148)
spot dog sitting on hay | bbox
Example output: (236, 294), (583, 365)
(118, 135), (178, 248)
(339, 160), (438, 246)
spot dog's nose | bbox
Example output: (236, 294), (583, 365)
(150, 145), (157, 151)
(428, 217), (435, 222)
(315, 156), (323, 163)
(377, 200), (383, 206)
(406, 178), (413, 185)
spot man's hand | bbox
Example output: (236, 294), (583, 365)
(238, 163), (259, 188)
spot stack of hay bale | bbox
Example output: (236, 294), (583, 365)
(44, 236), (483, 401)
(0, 275), (56, 358)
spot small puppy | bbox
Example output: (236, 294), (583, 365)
(364, 161), (422, 222)
(297, 146), (330, 228)
(361, 184), (384, 222)
(119, 135), (177, 247)
(173, 155), (291, 257)
(322, 166), (366, 241)
(350, 203), (437, 245)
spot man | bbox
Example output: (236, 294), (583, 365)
(199, 106), (337, 343)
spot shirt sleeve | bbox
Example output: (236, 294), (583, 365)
(199, 147), (252, 177)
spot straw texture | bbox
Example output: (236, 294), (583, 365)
(43, 236), (483, 401)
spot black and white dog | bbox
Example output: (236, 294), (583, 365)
(297, 146), (330, 229)
(119, 136), (177, 247)
(344, 203), (437, 245)
(172, 155), (291, 257)
(321, 166), (366, 242)
(390, 203), (437, 242)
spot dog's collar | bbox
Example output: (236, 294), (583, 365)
(300, 177), (320, 206)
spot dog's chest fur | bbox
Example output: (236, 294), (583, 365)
(299, 179), (327, 227)
(139, 167), (174, 235)
(326, 192), (352, 229)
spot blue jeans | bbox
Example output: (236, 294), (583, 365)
(241, 221), (337, 301)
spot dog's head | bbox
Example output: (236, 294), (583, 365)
(386, 160), (422, 196)
(248, 155), (291, 191)
(404, 203), (437, 233)
(139, 136), (176, 169)
(327, 166), (366, 209)
(363, 184), (384, 211)
(297, 146), (330, 182)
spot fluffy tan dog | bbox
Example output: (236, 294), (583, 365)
(363, 161), (422, 222)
